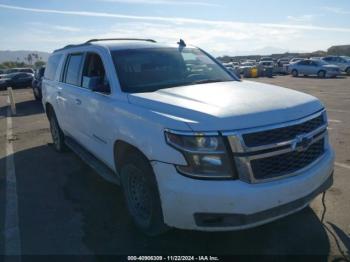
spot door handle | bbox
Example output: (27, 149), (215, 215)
(75, 99), (82, 105)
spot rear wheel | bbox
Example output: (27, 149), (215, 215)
(291, 69), (298, 77)
(120, 151), (168, 236)
(318, 70), (326, 78)
(48, 109), (67, 152)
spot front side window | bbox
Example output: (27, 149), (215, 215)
(112, 47), (234, 93)
(298, 60), (308, 65)
(64, 53), (84, 86)
(82, 53), (110, 93)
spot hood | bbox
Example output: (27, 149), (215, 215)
(128, 81), (323, 131)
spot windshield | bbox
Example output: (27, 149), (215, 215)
(111, 47), (235, 93)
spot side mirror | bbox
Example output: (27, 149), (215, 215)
(93, 82), (110, 93)
(83, 76), (110, 93)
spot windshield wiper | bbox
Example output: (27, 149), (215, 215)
(192, 79), (230, 85)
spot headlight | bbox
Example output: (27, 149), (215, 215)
(165, 130), (237, 179)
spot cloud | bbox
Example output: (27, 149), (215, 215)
(98, 0), (220, 7)
(0, 3), (350, 55)
(321, 6), (350, 15)
(287, 15), (315, 22)
(1, 3), (350, 33)
(52, 25), (81, 32)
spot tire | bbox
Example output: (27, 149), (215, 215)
(318, 70), (326, 78)
(48, 109), (67, 152)
(346, 67), (350, 76)
(291, 69), (298, 77)
(120, 151), (168, 236)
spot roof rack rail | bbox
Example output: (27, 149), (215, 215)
(53, 43), (91, 53)
(53, 38), (157, 53)
(85, 38), (157, 43)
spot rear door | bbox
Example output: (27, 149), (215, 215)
(59, 52), (85, 140)
(308, 60), (319, 75)
(296, 60), (308, 74)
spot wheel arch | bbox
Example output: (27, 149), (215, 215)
(45, 102), (54, 118)
(318, 69), (326, 76)
(113, 140), (151, 174)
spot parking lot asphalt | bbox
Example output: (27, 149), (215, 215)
(0, 75), (349, 260)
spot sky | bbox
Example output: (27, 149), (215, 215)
(0, 0), (349, 56)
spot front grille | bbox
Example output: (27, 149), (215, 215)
(243, 114), (324, 147)
(250, 138), (325, 180)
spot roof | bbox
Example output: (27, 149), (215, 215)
(53, 38), (179, 53)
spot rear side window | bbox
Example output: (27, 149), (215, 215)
(64, 53), (84, 86)
(45, 54), (63, 80)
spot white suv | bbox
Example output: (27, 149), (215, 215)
(42, 38), (334, 235)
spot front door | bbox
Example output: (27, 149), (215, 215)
(71, 52), (115, 168)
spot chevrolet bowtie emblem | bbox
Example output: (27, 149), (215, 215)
(291, 134), (313, 152)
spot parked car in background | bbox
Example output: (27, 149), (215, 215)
(0, 72), (34, 90)
(277, 58), (290, 67)
(0, 73), (8, 79)
(322, 56), (350, 75)
(289, 58), (304, 63)
(258, 61), (275, 77)
(223, 62), (241, 78)
(42, 38), (334, 235)
(238, 62), (255, 74)
(289, 59), (340, 78)
(32, 67), (45, 100)
(260, 57), (273, 62)
(276, 58), (290, 74)
(6, 67), (35, 74)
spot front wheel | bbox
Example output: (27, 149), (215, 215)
(120, 151), (168, 236)
(291, 69), (298, 77)
(318, 70), (326, 78)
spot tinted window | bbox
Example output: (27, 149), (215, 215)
(64, 54), (84, 86)
(82, 53), (110, 93)
(112, 48), (234, 93)
(298, 60), (308, 65)
(45, 54), (63, 80)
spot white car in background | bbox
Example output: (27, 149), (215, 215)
(289, 59), (340, 78)
(322, 56), (350, 75)
(42, 38), (334, 235)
